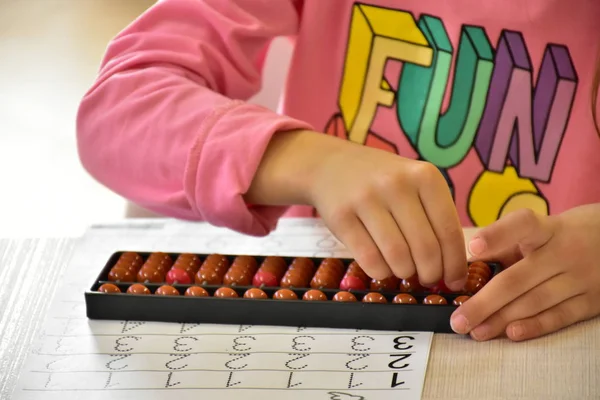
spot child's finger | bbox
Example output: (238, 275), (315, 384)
(449, 251), (560, 334)
(467, 272), (582, 341)
(356, 203), (416, 279)
(468, 208), (555, 259)
(329, 212), (391, 280)
(417, 183), (468, 291)
(388, 194), (442, 286)
(505, 293), (599, 342)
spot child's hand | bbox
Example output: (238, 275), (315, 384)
(451, 205), (600, 341)
(307, 137), (467, 289)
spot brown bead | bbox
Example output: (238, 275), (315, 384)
(200, 254), (230, 275)
(463, 277), (485, 294)
(303, 289), (327, 301)
(232, 255), (258, 273)
(195, 268), (222, 285)
(468, 261), (492, 279)
(243, 288), (268, 299)
(173, 253), (202, 275)
(214, 287), (239, 298)
(223, 267), (254, 286)
(319, 258), (345, 275)
(273, 288), (298, 300)
(332, 291), (357, 302)
(392, 293), (417, 304)
(362, 292), (388, 303)
(115, 252), (144, 273)
(184, 286), (209, 297)
(155, 285), (179, 296)
(137, 266), (165, 283)
(399, 275), (423, 292)
(453, 295), (470, 306)
(108, 267), (135, 282)
(143, 252), (173, 275)
(311, 270), (341, 289)
(281, 271), (311, 288)
(370, 276), (399, 291)
(423, 294), (447, 305)
(98, 283), (121, 293)
(126, 284), (151, 295)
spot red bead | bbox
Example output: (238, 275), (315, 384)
(98, 283), (121, 293)
(252, 270), (279, 287)
(166, 268), (192, 285)
(340, 275), (366, 291)
(431, 279), (451, 294)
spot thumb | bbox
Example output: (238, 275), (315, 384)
(468, 208), (555, 260)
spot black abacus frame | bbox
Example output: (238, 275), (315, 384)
(84, 251), (502, 334)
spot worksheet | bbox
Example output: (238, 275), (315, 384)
(11, 218), (434, 400)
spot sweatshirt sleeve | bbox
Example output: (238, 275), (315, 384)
(76, 0), (313, 236)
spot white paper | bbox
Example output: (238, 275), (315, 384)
(11, 218), (433, 400)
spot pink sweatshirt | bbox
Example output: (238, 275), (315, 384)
(77, 0), (600, 236)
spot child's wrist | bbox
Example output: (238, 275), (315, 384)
(244, 129), (343, 206)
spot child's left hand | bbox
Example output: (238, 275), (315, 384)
(450, 204), (600, 341)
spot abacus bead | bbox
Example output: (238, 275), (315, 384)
(108, 267), (134, 282)
(453, 295), (470, 306)
(223, 269), (253, 286)
(310, 271), (340, 289)
(346, 261), (369, 281)
(252, 270), (279, 287)
(155, 285), (180, 296)
(127, 284), (151, 295)
(392, 293), (417, 304)
(195, 268), (222, 285)
(370, 276), (399, 291)
(185, 286), (209, 297)
(280, 273), (310, 288)
(340, 275), (366, 291)
(468, 262), (491, 279)
(423, 294), (447, 305)
(431, 280), (451, 294)
(243, 288), (268, 299)
(463, 277), (485, 294)
(137, 267), (164, 283)
(399, 275), (423, 292)
(303, 289), (327, 301)
(362, 292), (388, 303)
(98, 283), (121, 293)
(214, 287), (239, 298)
(468, 265), (491, 281)
(166, 268), (192, 285)
(333, 291), (357, 302)
(273, 289), (298, 300)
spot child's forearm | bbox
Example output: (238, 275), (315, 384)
(243, 130), (348, 207)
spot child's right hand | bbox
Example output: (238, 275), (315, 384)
(245, 129), (468, 290)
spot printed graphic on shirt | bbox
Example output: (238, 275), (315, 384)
(324, 3), (578, 226)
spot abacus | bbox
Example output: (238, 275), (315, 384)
(85, 251), (500, 333)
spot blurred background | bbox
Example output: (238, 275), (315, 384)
(0, 0), (292, 237)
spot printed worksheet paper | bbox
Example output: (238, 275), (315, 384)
(11, 218), (434, 400)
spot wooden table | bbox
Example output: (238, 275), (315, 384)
(2, 226), (599, 399)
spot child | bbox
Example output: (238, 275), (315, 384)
(76, 0), (600, 341)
